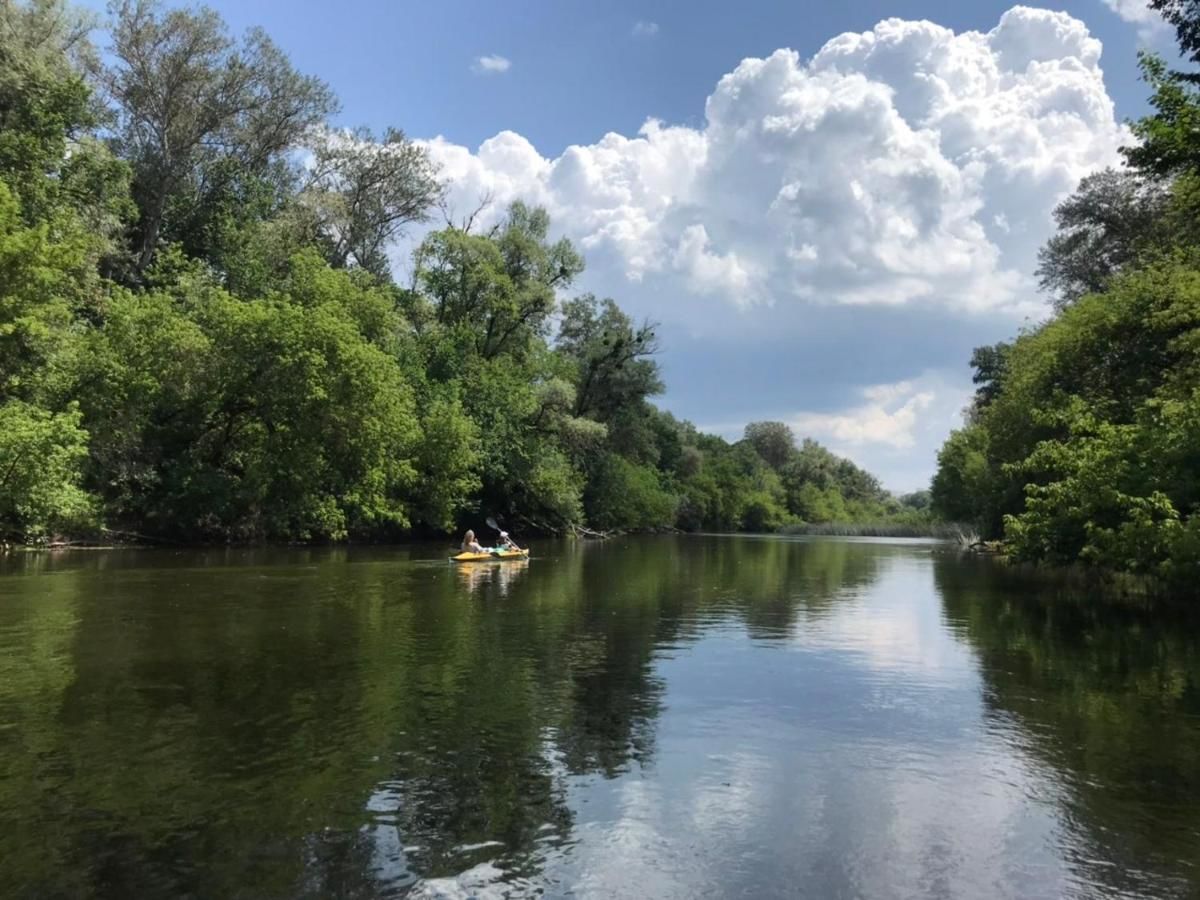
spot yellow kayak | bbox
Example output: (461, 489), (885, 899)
(450, 548), (530, 562)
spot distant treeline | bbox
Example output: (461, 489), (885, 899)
(0, 0), (924, 544)
(931, 0), (1200, 591)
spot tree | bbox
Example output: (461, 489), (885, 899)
(584, 453), (676, 531)
(1123, 53), (1200, 177)
(78, 255), (433, 541)
(1148, 0), (1200, 76)
(930, 425), (993, 527)
(0, 400), (94, 539)
(969, 342), (1011, 411)
(934, 255), (1200, 580)
(0, 181), (96, 401)
(0, 0), (131, 249)
(790, 482), (846, 524)
(409, 205), (597, 530)
(410, 390), (481, 531)
(743, 421), (795, 470)
(416, 203), (583, 362)
(556, 294), (661, 421)
(298, 126), (443, 279)
(0, 0), (912, 546)
(102, 0), (337, 271)
(1002, 414), (1184, 571)
(833, 456), (884, 503)
(486, 202), (582, 360)
(1036, 168), (1168, 309)
(0, 0), (93, 216)
(782, 438), (836, 493)
(899, 490), (931, 511)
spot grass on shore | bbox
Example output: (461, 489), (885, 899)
(777, 521), (977, 541)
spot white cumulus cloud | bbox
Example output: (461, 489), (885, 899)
(1100, 0), (1168, 40)
(773, 371), (976, 491)
(1102, 0), (1160, 24)
(672, 224), (759, 302)
(406, 7), (1131, 490)
(421, 6), (1125, 321)
(633, 21), (660, 38)
(471, 54), (511, 75)
(790, 381), (935, 450)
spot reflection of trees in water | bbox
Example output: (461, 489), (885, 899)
(571, 535), (890, 641)
(691, 536), (889, 638)
(0, 537), (892, 897)
(934, 557), (1200, 896)
(529, 537), (890, 777)
(0, 568), (90, 896)
(454, 559), (529, 597)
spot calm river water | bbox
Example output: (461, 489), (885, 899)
(2, 536), (1199, 898)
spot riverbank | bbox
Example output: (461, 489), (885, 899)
(2, 523), (947, 554)
(949, 546), (1182, 603)
(775, 526), (1187, 601)
(4, 526), (1182, 602)
(778, 521), (975, 540)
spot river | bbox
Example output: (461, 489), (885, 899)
(1, 535), (1198, 898)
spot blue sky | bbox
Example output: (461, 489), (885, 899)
(91, 0), (1161, 152)
(85, 0), (1176, 490)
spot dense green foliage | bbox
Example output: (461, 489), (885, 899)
(0, 0), (906, 543)
(932, 9), (1200, 589)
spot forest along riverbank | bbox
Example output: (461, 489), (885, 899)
(2, 1), (931, 551)
(930, 6), (1200, 594)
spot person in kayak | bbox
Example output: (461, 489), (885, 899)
(461, 530), (487, 554)
(498, 530), (522, 552)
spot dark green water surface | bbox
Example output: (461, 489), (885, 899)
(2, 536), (1200, 898)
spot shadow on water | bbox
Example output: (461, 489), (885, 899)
(934, 555), (1200, 897)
